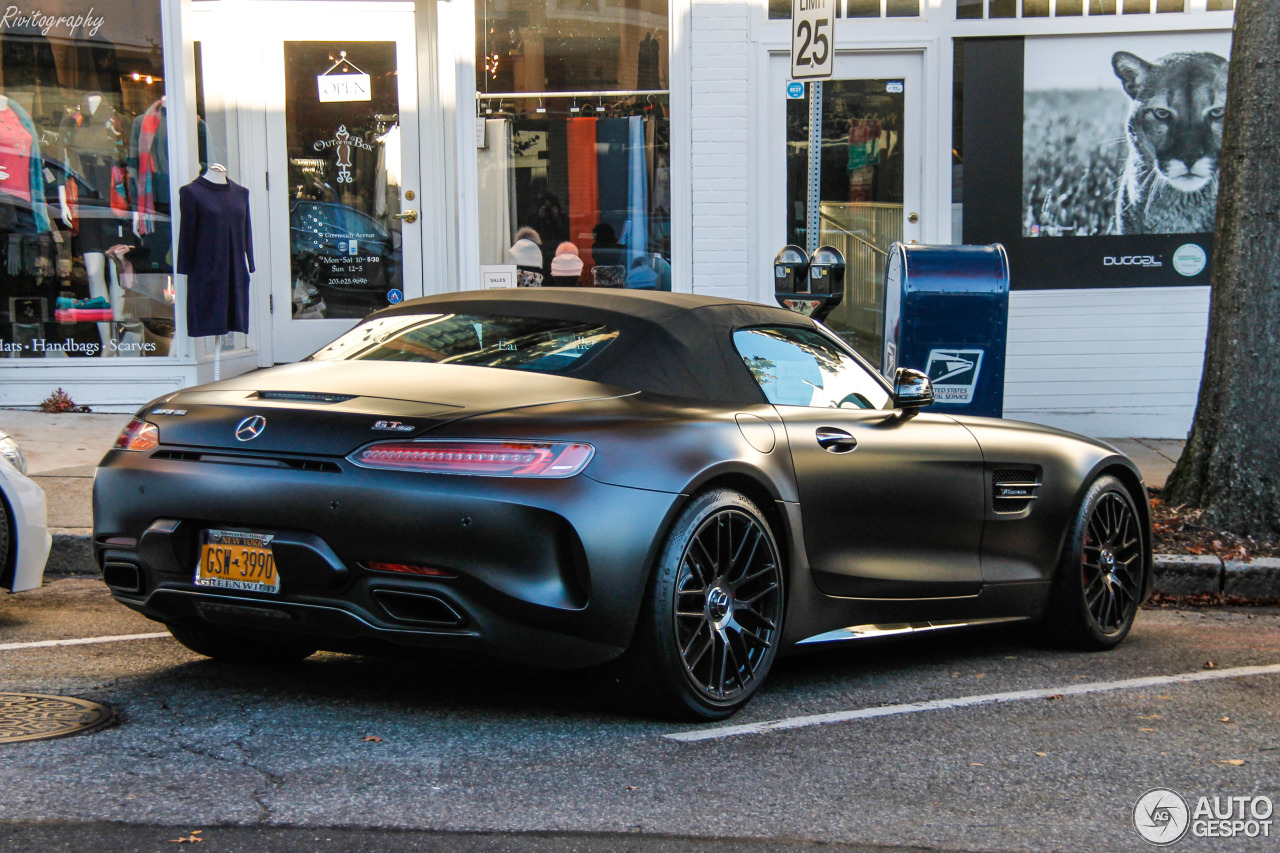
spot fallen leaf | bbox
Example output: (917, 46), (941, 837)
(1034, 752), (1048, 757)
(1218, 717), (1232, 723)
(1220, 759), (1245, 766)
(624, 785), (639, 791)
(169, 830), (204, 844)
(970, 763), (984, 766)
(362, 736), (382, 743)
(1212, 540), (1223, 549)
(1137, 714), (1164, 720)
(1045, 694), (1064, 701)
(1139, 728), (1157, 732)
(1157, 695), (1173, 700)
(1204, 661), (1216, 670)
(974, 673), (986, 678)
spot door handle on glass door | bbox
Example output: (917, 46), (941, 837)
(392, 209), (419, 223)
(815, 427), (857, 453)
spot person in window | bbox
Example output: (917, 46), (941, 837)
(507, 226), (543, 287)
(550, 241), (583, 286)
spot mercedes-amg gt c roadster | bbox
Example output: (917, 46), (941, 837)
(94, 289), (1151, 720)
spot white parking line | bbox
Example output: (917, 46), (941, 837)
(666, 662), (1280, 742)
(0, 632), (171, 652)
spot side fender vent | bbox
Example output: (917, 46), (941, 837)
(992, 468), (1041, 514)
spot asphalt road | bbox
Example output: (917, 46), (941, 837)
(3, 577), (1279, 853)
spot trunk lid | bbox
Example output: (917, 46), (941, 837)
(146, 361), (629, 456)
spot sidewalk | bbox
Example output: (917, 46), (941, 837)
(3, 409), (1275, 600)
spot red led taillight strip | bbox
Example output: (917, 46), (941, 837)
(349, 440), (594, 478)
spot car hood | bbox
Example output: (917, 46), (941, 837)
(141, 361), (633, 456)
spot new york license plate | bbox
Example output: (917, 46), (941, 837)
(196, 529), (279, 594)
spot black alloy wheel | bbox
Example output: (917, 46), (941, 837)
(674, 506), (782, 703)
(1082, 490), (1143, 633)
(622, 488), (784, 720)
(1046, 474), (1145, 650)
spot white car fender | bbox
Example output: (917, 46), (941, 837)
(1, 461), (51, 593)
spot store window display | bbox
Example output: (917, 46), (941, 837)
(475, 0), (672, 289)
(1, 0), (176, 359)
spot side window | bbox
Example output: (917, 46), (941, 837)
(733, 327), (891, 410)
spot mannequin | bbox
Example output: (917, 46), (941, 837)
(201, 163), (228, 376)
(177, 163), (253, 382)
(61, 90), (121, 354)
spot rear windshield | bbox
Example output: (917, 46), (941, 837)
(307, 313), (619, 374)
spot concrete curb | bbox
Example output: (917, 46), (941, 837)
(1153, 554), (1280, 600)
(45, 533), (1280, 601)
(47, 530), (95, 577)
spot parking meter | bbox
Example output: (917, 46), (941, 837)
(774, 245), (844, 323)
(808, 246), (846, 295)
(773, 245), (807, 294)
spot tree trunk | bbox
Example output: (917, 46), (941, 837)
(1163, 0), (1280, 537)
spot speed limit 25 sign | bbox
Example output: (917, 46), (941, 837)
(790, 0), (833, 80)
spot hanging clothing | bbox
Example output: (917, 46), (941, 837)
(477, 118), (515, 266)
(596, 119), (629, 241)
(132, 99), (165, 235)
(626, 115), (648, 267)
(177, 176), (255, 337)
(0, 97), (50, 232)
(566, 117), (599, 273)
(636, 33), (661, 90)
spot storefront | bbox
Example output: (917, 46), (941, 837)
(0, 0), (1232, 438)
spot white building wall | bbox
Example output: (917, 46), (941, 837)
(1004, 286), (1209, 439)
(689, 0), (755, 302)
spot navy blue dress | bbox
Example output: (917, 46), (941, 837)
(177, 176), (255, 337)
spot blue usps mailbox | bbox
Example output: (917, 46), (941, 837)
(881, 243), (1010, 418)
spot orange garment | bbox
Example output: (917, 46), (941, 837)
(567, 118), (599, 278)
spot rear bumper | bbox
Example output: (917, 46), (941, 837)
(93, 448), (680, 667)
(2, 465), (50, 594)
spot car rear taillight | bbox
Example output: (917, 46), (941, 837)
(349, 440), (594, 478)
(115, 418), (159, 451)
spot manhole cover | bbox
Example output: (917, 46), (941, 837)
(0, 693), (115, 743)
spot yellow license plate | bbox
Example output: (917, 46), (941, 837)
(196, 529), (279, 594)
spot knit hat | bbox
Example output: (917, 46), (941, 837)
(551, 242), (583, 277)
(508, 237), (543, 268)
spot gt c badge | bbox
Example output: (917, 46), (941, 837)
(235, 415), (267, 442)
(372, 420), (415, 432)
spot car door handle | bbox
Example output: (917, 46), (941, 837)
(816, 427), (857, 453)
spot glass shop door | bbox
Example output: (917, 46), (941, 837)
(263, 3), (422, 363)
(772, 51), (922, 366)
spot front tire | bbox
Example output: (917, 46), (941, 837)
(168, 624), (317, 664)
(1044, 474), (1145, 650)
(621, 489), (785, 721)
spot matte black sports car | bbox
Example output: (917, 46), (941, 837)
(94, 290), (1151, 720)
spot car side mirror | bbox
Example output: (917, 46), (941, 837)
(893, 368), (934, 410)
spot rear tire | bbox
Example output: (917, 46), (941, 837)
(1043, 474), (1145, 650)
(167, 624), (316, 664)
(619, 489), (784, 721)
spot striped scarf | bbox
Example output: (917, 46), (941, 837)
(135, 100), (164, 235)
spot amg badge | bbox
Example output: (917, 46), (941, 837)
(373, 420), (415, 432)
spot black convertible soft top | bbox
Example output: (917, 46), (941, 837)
(366, 289), (825, 405)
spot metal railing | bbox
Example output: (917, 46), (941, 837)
(817, 202), (902, 362)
